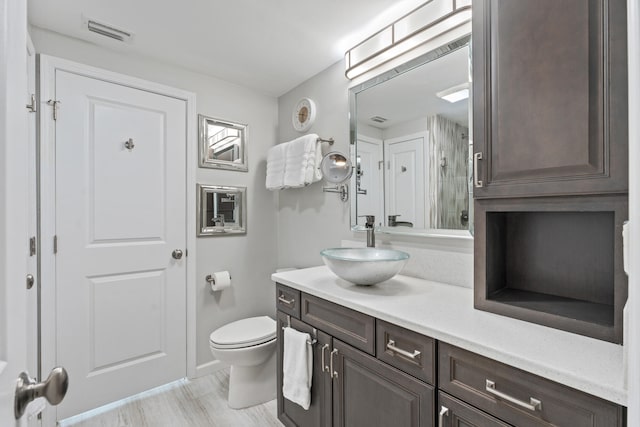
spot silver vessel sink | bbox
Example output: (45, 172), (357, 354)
(320, 248), (409, 285)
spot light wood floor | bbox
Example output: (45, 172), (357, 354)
(60, 369), (281, 427)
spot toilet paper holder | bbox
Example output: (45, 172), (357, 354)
(206, 273), (231, 285)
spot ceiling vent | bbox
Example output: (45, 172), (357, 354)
(87, 19), (133, 43)
(370, 116), (388, 123)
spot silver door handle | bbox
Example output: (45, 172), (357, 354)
(386, 340), (421, 360)
(321, 344), (330, 374)
(330, 349), (338, 379)
(438, 406), (449, 427)
(473, 152), (483, 187)
(485, 379), (542, 411)
(172, 249), (183, 260)
(15, 367), (69, 420)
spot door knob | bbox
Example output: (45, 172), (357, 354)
(172, 249), (183, 260)
(15, 367), (69, 420)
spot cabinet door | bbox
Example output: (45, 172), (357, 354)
(472, 0), (627, 198)
(277, 311), (332, 427)
(438, 392), (512, 427)
(332, 339), (434, 427)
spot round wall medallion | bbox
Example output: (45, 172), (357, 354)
(292, 97), (317, 132)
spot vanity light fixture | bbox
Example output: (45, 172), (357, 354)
(436, 83), (469, 103)
(344, 1), (471, 80)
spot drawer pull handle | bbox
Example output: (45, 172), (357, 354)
(278, 295), (295, 306)
(485, 380), (542, 411)
(321, 344), (330, 374)
(438, 406), (449, 427)
(386, 340), (421, 360)
(330, 349), (338, 379)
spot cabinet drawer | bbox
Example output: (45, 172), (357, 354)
(376, 319), (435, 385)
(276, 283), (301, 319)
(439, 392), (512, 427)
(439, 343), (624, 427)
(301, 293), (375, 355)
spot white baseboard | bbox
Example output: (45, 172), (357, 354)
(194, 359), (227, 378)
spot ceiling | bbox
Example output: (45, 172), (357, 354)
(28, 0), (427, 97)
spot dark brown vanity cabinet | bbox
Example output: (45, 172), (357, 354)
(438, 343), (625, 427)
(276, 284), (434, 427)
(472, 0), (629, 343)
(277, 310), (332, 427)
(276, 285), (625, 426)
(472, 0), (628, 199)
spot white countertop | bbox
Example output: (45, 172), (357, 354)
(272, 266), (627, 406)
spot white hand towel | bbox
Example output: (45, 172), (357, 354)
(266, 142), (287, 190)
(284, 134), (319, 188)
(282, 327), (313, 410)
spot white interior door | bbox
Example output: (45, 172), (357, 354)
(0, 0), (30, 424)
(384, 135), (426, 229)
(53, 70), (187, 419)
(356, 136), (384, 226)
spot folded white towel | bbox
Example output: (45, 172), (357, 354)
(304, 137), (323, 185)
(266, 143), (287, 190)
(283, 134), (320, 188)
(282, 327), (313, 410)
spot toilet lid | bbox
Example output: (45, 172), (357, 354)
(209, 316), (276, 349)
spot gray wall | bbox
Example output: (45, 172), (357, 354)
(276, 61), (354, 268)
(31, 27), (280, 373)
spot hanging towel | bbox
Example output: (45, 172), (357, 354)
(266, 142), (288, 190)
(283, 134), (321, 188)
(282, 327), (313, 410)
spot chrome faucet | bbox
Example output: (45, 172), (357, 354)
(360, 215), (376, 247)
(388, 215), (414, 228)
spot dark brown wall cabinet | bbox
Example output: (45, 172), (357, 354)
(473, 0), (629, 343)
(473, 0), (628, 199)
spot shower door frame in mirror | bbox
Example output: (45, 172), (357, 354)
(349, 35), (473, 238)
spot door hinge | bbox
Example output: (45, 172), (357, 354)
(53, 235), (58, 254)
(29, 237), (36, 256)
(378, 160), (383, 170)
(47, 99), (61, 121)
(26, 94), (37, 113)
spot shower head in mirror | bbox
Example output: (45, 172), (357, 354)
(320, 151), (353, 184)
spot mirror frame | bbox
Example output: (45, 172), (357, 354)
(198, 114), (248, 172)
(197, 184), (247, 236)
(349, 34), (473, 239)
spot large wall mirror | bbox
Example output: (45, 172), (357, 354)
(349, 35), (473, 237)
(199, 115), (248, 171)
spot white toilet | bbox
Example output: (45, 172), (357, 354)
(209, 316), (277, 409)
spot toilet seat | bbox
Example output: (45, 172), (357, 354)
(210, 316), (276, 349)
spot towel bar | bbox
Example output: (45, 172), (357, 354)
(317, 137), (334, 146)
(283, 315), (318, 345)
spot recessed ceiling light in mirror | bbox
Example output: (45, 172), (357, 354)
(436, 83), (470, 103)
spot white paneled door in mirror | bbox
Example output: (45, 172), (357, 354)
(54, 70), (187, 420)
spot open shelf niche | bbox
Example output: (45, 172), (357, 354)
(474, 196), (628, 344)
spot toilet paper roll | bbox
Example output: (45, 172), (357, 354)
(209, 271), (231, 292)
